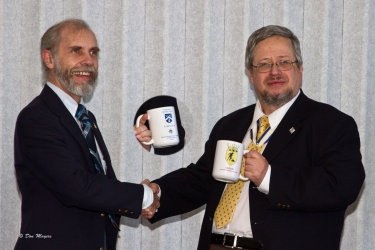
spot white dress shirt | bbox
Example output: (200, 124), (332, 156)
(47, 82), (153, 209)
(212, 91), (300, 237)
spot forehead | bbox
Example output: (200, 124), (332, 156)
(58, 27), (98, 49)
(252, 36), (294, 62)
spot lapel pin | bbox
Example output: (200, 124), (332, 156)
(289, 127), (295, 134)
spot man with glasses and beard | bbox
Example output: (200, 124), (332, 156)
(139, 25), (365, 250)
(14, 19), (158, 250)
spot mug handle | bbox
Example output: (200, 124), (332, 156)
(135, 114), (154, 145)
(239, 150), (250, 181)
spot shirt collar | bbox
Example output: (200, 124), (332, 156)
(46, 82), (84, 118)
(251, 90), (300, 130)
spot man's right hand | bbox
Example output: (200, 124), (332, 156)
(141, 193), (160, 219)
(140, 179), (160, 219)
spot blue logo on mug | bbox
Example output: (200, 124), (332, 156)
(165, 113), (173, 123)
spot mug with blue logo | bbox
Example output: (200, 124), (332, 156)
(136, 106), (179, 148)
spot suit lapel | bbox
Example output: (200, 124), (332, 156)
(262, 91), (309, 162)
(224, 105), (255, 143)
(40, 85), (94, 170)
(89, 112), (116, 179)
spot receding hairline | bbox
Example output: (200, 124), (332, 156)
(41, 19), (95, 53)
(58, 25), (98, 45)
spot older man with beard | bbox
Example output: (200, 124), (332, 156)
(142, 25), (365, 250)
(14, 19), (158, 250)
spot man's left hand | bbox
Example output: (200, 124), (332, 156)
(244, 150), (269, 186)
(134, 114), (152, 151)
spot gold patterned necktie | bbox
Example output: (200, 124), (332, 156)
(214, 115), (270, 229)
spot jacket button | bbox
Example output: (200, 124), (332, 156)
(124, 210), (128, 213)
(100, 248), (104, 250)
(118, 209), (122, 212)
(130, 211), (134, 214)
(101, 213), (105, 217)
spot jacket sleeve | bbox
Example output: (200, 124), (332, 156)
(14, 105), (144, 218)
(149, 119), (226, 222)
(149, 106), (253, 223)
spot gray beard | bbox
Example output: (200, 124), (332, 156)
(54, 58), (98, 97)
(259, 88), (294, 108)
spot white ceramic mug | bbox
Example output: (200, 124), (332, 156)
(136, 106), (180, 148)
(212, 140), (249, 183)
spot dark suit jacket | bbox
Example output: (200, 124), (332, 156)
(14, 85), (144, 250)
(150, 90), (365, 250)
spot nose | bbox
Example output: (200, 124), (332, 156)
(270, 63), (281, 75)
(81, 51), (94, 66)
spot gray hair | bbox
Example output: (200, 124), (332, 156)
(40, 19), (93, 79)
(245, 25), (303, 70)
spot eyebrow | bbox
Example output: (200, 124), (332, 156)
(69, 46), (82, 50)
(68, 46), (100, 52)
(91, 47), (100, 53)
(258, 55), (291, 62)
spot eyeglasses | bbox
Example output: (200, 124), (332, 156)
(252, 60), (298, 73)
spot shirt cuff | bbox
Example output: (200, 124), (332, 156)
(142, 184), (154, 208)
(150, 145), (155, 154)
(257, 164), (271, 194)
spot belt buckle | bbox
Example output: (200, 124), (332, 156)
(223, 233), (242, 249)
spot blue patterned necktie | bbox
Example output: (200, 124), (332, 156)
(75, 104), (120, 231)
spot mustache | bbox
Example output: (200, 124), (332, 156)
(266, 76), (286, 83)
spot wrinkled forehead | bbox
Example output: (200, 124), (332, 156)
(252, 36), (295, 62)
(58, 26), (98, 48)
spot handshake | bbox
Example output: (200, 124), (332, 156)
(140, 179), (160, 219)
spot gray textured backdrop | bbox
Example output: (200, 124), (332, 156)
(0, 0), (373, 249)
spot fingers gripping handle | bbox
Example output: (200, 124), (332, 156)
(136, 115), (154, 145)
(239, 149), (250, 181)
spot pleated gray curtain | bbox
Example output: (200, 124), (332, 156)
(1, 0), (373, 249)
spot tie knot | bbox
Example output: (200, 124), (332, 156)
(256, 115), (270, 141)
(75, 104), (88, 121)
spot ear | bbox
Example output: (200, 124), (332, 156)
(41, 50), (55, 69)
(247, 69), (254, 84)
(299, 64), (303, 74)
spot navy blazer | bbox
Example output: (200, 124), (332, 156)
(150, 90), (365, 250)
(14, 85), (144, 250)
